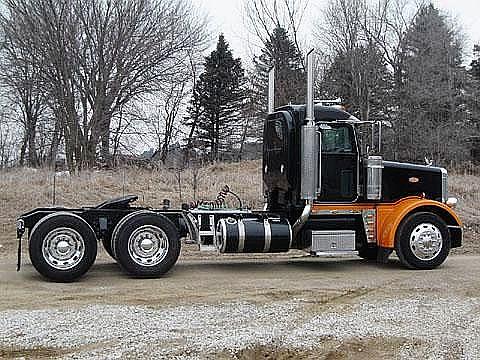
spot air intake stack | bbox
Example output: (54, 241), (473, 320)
(300, 49), (320, 201)
(268, 67), (275, 113)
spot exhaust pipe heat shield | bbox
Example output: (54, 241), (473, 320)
(300, 124), (320, 200)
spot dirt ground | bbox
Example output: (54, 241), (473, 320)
(0, 245), (479, 359)
(1, 165), (478, 358)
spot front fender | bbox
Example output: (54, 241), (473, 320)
(377, 196), (461, 249)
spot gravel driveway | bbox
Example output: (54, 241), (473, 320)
(0, 252), (479, 359)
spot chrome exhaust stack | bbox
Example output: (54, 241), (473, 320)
(268, 66), (275, 113)
(300, 49), (320, 201)
(294, 49), (321, 238)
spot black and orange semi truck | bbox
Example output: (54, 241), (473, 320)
(15, 50), (462, 282)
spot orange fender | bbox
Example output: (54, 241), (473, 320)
(376, 196), (462, 249)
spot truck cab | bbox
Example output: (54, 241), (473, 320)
(263, 104), (360, 210)
(262, 101), (462, 268)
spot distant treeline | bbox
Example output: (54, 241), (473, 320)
(0, 0), (478, 170)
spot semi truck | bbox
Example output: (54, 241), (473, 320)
(15, 50), (462, 282)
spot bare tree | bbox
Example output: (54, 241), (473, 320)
(316, 0), (394, 123)
(0, 19), (47, 167)
(144, 76), (188, 164)
(244, 0), (309, 68)
(1, 0), (208, 170)
(0, 112), (20, 168)
(182, 51), (206, 166)
(362, 0), (422, 88)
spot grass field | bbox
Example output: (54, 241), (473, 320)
(0, 160), (478, 255)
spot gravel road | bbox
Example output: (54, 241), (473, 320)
(0, 250), (479, 359)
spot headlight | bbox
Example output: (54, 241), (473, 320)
(446, 197), (458, 208)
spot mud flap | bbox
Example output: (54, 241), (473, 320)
(16, 221), (25, 271)
(17, 234), (22, 271)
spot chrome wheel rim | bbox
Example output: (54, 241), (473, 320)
(409, 223), (443, 261)
(42, 227), (85, 270)
(128, 225), (169, 266)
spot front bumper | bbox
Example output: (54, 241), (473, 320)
(448, 225), (462, 248)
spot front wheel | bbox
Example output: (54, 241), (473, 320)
(112, 212), (181, 277)
(395, 212), (450, 270)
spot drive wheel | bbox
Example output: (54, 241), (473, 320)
(29, 213), (97, 282)
(395, 212), (450, 270)
(112, 212), (180, 277)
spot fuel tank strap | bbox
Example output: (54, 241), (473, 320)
(237, 220), (245, 252)
(263, 219), (271, 252)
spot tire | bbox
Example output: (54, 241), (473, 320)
(395, 212), (450, 270)
(102, 237), (115, 259)
(29, 213), (97, 282)
(358, 246), (378, 261)
(112, 212), (181, 277)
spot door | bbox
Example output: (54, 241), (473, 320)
(319, 123), (358, 202)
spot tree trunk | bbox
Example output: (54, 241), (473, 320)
(27, 121), (37, 167)
(214, 113), (220, 162)
(19, 135), (27, 166)
(101, 125), (110, 161)
(48, 118), (62, 167)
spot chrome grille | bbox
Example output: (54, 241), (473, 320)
(441, 168), (448, 203)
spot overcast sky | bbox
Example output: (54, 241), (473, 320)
(198, 0), (480, 63)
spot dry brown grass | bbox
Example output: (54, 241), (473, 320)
(448, 174), (480, 224)
(0, 161), (263, 254)
(0, 160), (478, 255)
(448, 173), (480, 253)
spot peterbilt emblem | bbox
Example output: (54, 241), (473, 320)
(409, 177), (420, 183)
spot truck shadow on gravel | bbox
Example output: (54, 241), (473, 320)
(0, 346), (72, 359)
(17, 256), (450, 284)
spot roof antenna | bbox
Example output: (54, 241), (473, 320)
(268, 66), (275, 113)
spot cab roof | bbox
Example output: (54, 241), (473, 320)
(275, 104), (360, 123)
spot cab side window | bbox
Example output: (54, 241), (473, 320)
(321, 126), (353, 153)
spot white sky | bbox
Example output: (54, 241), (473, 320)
(198, 0), (480, 64)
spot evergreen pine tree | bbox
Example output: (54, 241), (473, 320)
(398, 3), (466, 163)
(471, 45), (480, 80)
(401, 4), (463, 109)
(252, 27), (305, 115)
(192, 35), (246, 162)
(468, 45), (480, 136)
